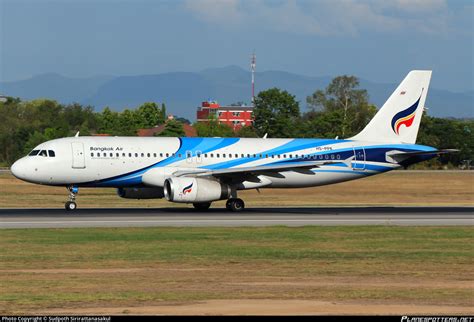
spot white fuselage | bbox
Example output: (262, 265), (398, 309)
(11, 136), (436, 190)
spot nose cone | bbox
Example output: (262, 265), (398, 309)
(11, 159), (26, 180)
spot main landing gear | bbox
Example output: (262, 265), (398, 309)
(226, 198), (245, 212)
(65, 186), (78, 211)
(192, 198), (245, 212)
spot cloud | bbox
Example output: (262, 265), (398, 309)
(183, 0), (456, 36)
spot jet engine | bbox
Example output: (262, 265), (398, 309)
(117, 187), (164, 199)
(164, 177), (231, 203)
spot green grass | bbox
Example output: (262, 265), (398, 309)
(0, 226), (473, 313)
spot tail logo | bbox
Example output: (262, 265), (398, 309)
(182, 182), (193, 195)
(391, 90), (423, 135)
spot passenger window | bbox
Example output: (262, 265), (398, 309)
(128, 153), (131, 157)
(337, 155), (340, 160)
(210, 153), (214, 158)
(178, 153), (182, 158)
(135, 153), (138, 157)
(39, 150), (47, 157)
(147, 153), (150, 157)
(204, 154), (208, 158)
(166, 153), (169, 157)
(247, 154), (250, 158)
(240, 154), (244, 158)
(153, 153), (156, 157)
(28, 150), (40, 156)
(186, 151), (192, 158)
(160, 153), (163, 157)
(216, 154), (220, 158)
(91, 153), (94, 157)
(223, 154), (226, 158)
(116, 153), (119, 157)
(197, 152), (201, 157)
(140, 153), (144, 157)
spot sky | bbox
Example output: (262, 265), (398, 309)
(0, 0), (473, 92)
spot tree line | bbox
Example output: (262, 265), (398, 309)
(0, 75), (472, 168)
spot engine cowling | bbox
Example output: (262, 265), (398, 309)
(117, 187), (164, 199)
(164, 177), (231, 203)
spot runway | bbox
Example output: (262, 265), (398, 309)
(0, 207), (472, 228)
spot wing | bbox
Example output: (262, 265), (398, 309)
(172, 157), (353, 178)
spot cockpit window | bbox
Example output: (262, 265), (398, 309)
(48, 150), (55, 157)
(28, 150), (40, 156)
(39, 150), (47, 157)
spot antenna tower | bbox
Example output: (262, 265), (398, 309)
(251, 52), (256, 105)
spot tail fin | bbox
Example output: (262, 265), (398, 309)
(351, 70), (432, 144)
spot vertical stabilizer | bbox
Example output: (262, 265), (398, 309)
(350, 70), (431, 144)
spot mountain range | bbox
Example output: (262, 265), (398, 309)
(1, 66), (472, 120)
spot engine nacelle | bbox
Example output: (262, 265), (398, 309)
(164, 177), (231, 203)
(117, 187), (164, 199)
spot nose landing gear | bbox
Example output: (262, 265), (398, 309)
(65, 186), (78, 211)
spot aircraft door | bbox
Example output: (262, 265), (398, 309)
(71, 142), (86, 169)
(195, 150), (203, 163)
(352, 146), (366, 170)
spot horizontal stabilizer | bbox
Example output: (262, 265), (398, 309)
(386, 149), (458, 163)
(390, 149), (458, 158)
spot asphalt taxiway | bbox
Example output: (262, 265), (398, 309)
(0, 207), (472, 228)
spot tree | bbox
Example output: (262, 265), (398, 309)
(136, 102), (164, 127)
(156, 119), (185, 137)
(236, 125), (258, 138)
(98, 107), (121, 134)
(194, 115), (234, 137)
(253, 88), (300, 138)
(306, 75), (376, 137)
(161, 103), (167, 121)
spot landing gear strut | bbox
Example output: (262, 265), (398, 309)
(226, 198), (245, 212)
(65, 186), (78, 211)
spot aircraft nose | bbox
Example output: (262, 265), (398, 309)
(10, 159), (25, 180)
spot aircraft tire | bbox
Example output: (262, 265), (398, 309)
(65, 201), (77, 211)
(228, 198), (245, 212)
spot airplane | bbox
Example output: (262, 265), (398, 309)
(10, 70), (456, 212)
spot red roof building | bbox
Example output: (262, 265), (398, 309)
(196, 100), (254, 131)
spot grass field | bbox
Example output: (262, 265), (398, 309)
(1, 171), (473, 314)
(1, 226), (473, 315)
(0, 171), (473, 208)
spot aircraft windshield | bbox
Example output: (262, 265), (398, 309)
(29, 149), (56, 157)
(28, 150), (40, 156)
